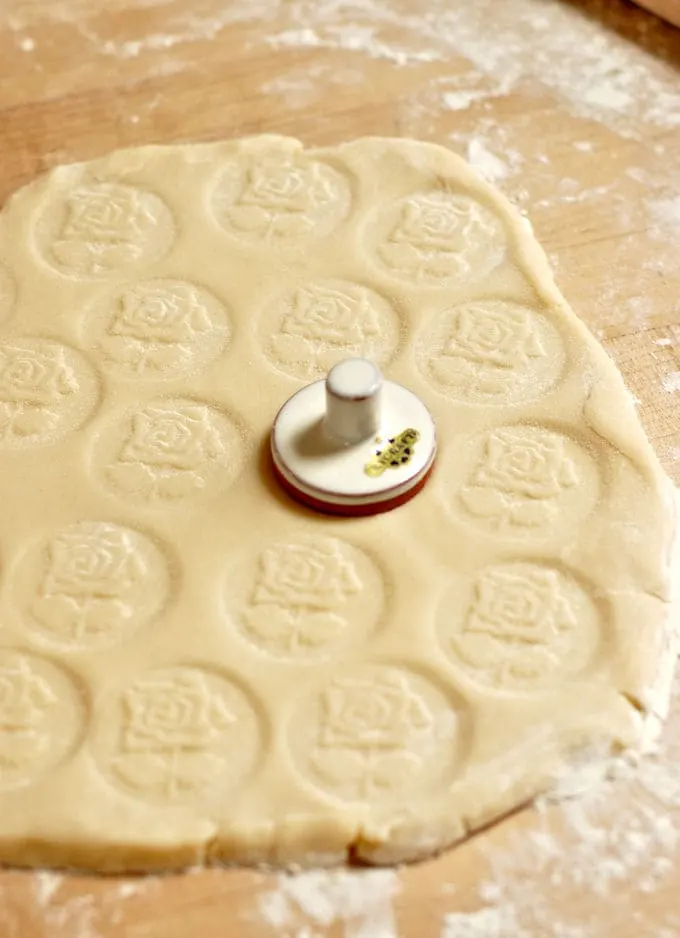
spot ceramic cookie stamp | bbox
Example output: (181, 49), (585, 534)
(271, 357), (437, 515)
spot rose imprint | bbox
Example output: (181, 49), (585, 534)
(87, 279), (231, 379)
(98, 398), (244, 504)
(18, 522), (170, 650)
(261, 279), (401, 380)
(212, 153), (351, 243)
(437, 563), (601, 690)
(288, 666), (461, 803)
(0, 650), (85, 789)
(0, 339), (100, 448)
(417, 301), (564, 403)
(449, 426), (600, 537)
(227, 538), (385, 661)
(93, 666), (260, 802)
(373, 192), (506, 286)
(35, 183), (175, 277)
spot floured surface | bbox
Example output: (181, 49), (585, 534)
(0, 133), (675, 872)
(2, 0), (680, 934)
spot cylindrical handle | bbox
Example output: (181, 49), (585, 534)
(324, 358), (382, 444)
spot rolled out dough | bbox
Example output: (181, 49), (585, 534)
(0, 135), (675, 870)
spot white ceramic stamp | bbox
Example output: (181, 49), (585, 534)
(271, 357), (437, 515)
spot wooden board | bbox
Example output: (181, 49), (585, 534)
(633, 0), (680, 28)
(1, 1), (680, 935)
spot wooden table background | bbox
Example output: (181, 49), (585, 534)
(1, 1), (680, 935)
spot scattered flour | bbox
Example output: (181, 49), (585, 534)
(465, 140), (510, 183)
(263, 0), (680, 132)
(33, 870), (63, 906)
(85, 1), (277, 58)
(258, 869), (399, 937)
(116, 881), (147, 900)
(662, 372), (680, 393)
(43, 893), (99, 938)
(267, 24), (441, 67)
(7, 0), (680, 134)
(441, 90), (486, 112)
(649, 195), (680, 239)
(30, 0), (671, 138)
(441, 905), (528, 938)
(471, 673), (680, 936)
(258, 63), (362, 109)
(260, 72), (320, 108)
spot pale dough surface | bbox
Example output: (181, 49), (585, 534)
(0, 135), (675, 871)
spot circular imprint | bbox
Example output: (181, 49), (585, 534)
(92, 666), (261, 804)
(225, 537), (386, 661)
(94, 397), (245, 505)
(0, 649), (85, 789)
(437, 562), (601, 692)
(443, 425), (600, 540)
(85, 279), (231, 380)
(288, 665), (461, 805)
(416, 300), (565, 404)
(0, 262), (16, 322)
(370, 191), (507, 287)
(211, 153), (352, 244)
(259, 279), (402, 381)
(15, 522), (171, 651)
(0, 338), (100, 449)
(33, 182), (175, 278)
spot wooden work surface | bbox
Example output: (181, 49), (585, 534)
(1, 1), (680, 935)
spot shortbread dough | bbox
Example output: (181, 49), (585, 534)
(0, 135), (675, 871)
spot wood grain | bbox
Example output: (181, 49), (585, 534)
(0, 1), (680, 936)
(633, 0), (680, 27)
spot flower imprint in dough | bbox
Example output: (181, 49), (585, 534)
(100, 399), (244, 503)
(22, 522), (170, 650)
(91, 280), (231, 379)
(0, 339), (99, 447)
(263, 279), (401, 380)
(418, 301), (564, 404)
(95, 667), (261, 803)
(38, 183), (175, 277)
(213, 154), (351, 243)
(459, 427), (582, 530)
(376, 192), (506, 286)
(245, 540), (360, 653)
(289, 666), (462, 804)
(438, 563), (601, 691)
(0, 652), (85, 789)
(230, 538), (385, 661)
